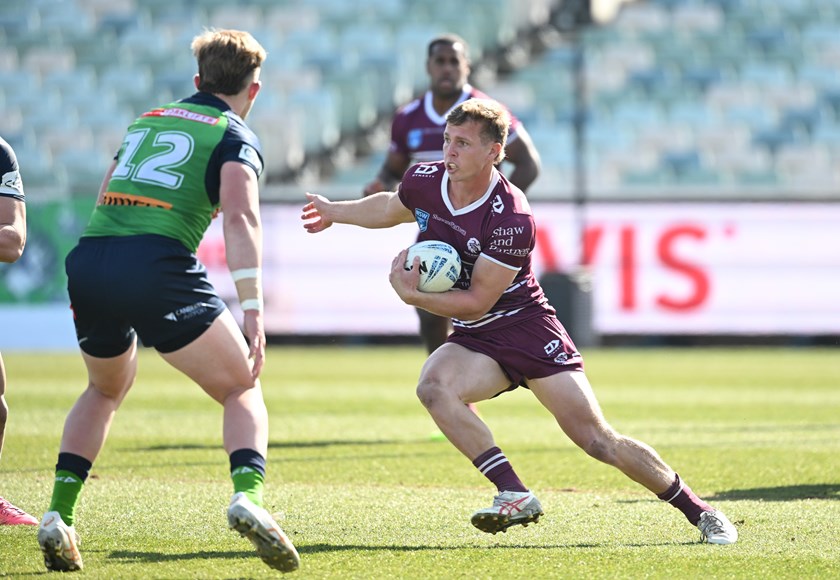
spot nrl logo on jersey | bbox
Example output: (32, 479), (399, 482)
(415, 208), (430, 232)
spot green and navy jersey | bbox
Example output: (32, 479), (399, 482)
(83, 92), (264, 252)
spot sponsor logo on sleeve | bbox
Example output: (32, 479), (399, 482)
(239, 144), (263, 175)
(488, 225), (528, 256)
(0, 169), (23, 197)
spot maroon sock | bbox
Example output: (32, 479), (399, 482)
(472, 446), (528, 493)
(657, 473), (713, 525)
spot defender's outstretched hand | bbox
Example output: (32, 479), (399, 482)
(301, 192), (333, 233)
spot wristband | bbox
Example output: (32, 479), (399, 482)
(231, 267), (260, 281)
(240, 298), (263, 311)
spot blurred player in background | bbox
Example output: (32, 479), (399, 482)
(304, 99), (738, 545)
(363, 33), (541, 425)
(0, 135), (37, 526)
(36, 30), (299, 573)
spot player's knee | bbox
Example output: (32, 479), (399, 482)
(416, 377), (447, 410)
(89, 377), (133, 401)
(580, 432), (618, 465)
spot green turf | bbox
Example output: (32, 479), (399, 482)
(1, 346), (838, 579)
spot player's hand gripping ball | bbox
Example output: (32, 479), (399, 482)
(405, 240), (462, 293)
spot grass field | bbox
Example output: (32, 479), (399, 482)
(1, 346), (838, 579)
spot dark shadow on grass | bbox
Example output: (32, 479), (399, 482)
(295, 541), (700, 553)
(706, 483), (840, 501)
(134, 439), (433, 451)
(109, 549), (249, 562)
(615, 483), (840, 504)
(108, 539), (697, 564)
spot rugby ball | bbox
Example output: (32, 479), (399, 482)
(405, 240), (462, 293)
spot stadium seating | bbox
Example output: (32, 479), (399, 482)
(1, 0), (838, 200)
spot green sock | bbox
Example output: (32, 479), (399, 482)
(232, 466), (265, 507)
(48, 470), (85, 526)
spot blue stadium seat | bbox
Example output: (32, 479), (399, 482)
(661, 149), (702, 177)
(751, 126), (796, 154)
(287, 87), (340, 154)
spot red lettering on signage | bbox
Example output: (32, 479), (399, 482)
(620, 226), (635, 310)
(656, 225), (709, 311)
(535, 224), (560, 272)
(582, 225), (604, 266)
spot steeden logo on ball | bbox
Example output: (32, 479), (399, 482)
(405, 240), (462, 293)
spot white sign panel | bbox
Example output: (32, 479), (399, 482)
(198, 202), (840, 335)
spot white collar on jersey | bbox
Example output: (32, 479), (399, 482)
(441, 167), (500, 216)
(424, 84), (474, 125)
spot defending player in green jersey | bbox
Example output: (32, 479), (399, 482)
(37, 29), (300, 574)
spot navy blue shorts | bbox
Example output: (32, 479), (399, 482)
(66, 235), (226, 357)
(447, 313), (585, 396)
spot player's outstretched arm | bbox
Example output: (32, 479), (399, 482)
(302, 191), (413, 232)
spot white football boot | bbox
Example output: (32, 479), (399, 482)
(697, 509), (738, 544)
(470, 490), (544, 534)
(227, 492), (300, 573)
(38, 511), (83, 572)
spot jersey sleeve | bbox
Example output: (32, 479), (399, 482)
(481, 211), (534, 270)
(0, 140), (24, 202)
(217, 116), (264, 178)
(396, 173), (415, 213)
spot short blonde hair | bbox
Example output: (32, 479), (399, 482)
(191, 29), (267, 95)
(446, 99), (509, 165)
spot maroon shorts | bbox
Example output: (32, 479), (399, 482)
(447, 313), (584, 395)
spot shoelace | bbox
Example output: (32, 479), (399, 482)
(699, 513), (725, 537)
(0, 502), (28, 517)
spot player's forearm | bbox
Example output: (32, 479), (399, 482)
(223, 211), (263, 309)
(408, 289), (493, 322)
(329, 193), (404, 229)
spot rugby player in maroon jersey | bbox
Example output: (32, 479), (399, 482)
(304, 98), (737, 544)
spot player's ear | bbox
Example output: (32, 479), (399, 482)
(490, 141), (502, 163)
(248, 80), (262, 101)
(193, 74), (201, 90)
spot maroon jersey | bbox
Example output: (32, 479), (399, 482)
(397, 161), (554, 333)
(389, 85), (524, 164)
